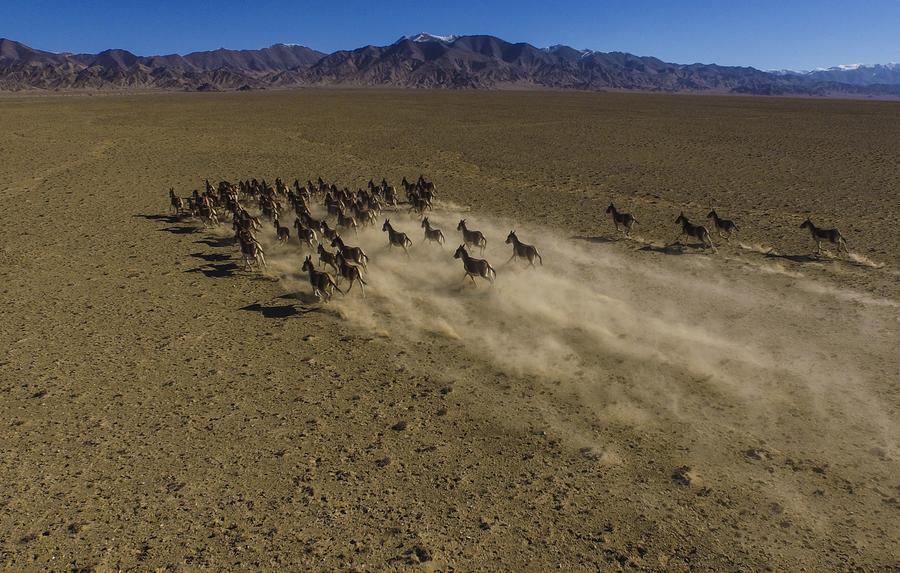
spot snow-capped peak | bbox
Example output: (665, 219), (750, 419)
(405, 33), (459, 44)
(767, 69), (809, 76)
(774, 63), (899, 75)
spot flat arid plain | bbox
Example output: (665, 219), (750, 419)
(1, 90), (898, 572)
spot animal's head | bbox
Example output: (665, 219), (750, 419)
(505, 231), (516, 244)
(457, 219), (466, 231)
(605, 204), (615, 214)
(706, 210), (717, 219)
(317, 244), (325, 255)
(453, 245), (466, 259)
(675, 212), (687, 224)
(301, 256), (313, 272)
(421, 217), (429, 228)
(382, 219), (390, 232)
(800, 217), (813, 229)
(330, 236), (341, 247)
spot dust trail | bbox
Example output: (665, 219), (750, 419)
(847, 251), (886, 269)
(231, 202), (898, 459)
(739, 241), (775, 255)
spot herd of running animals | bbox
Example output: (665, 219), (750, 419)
(167, 175), (851, 302)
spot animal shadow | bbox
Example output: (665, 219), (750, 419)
(186, 262), (240, 278)
(194, 237), (234, 248)
(160, 226), (198, 235)
(191, 252), (231, 262)
(240, 303), (319, 319)
(764, 252), (823, 264)
(134, 214), (182, 223)
(638, 243), (687, 255)
(643, 241), (713, 255)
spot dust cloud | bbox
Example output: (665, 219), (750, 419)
(232, 202), (898, 453)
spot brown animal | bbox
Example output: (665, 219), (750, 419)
(505, 231), (542, 266)
(606, 203), (638, 237)
(674, 213), (716, 251)
(801, 217), (848, 254)
(273, 217), (290, 244)
(421, 217), (445, 246)
(707, 210), (738, 239)
(382, 219), (413, 255)
(454, 245), (496, 285)
(457, 219), (487, 254)
(301, 256), (342, 302)
(335, 253), (368, 296)
(317, 244), (339, 272)
(293, 217), (318, 249)
(331, 236), (369, 270)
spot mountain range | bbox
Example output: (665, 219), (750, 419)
(770, 63), (900, 86)
(1, 35), (898, 97)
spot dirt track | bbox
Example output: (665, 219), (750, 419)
(1, 90), (898, 572)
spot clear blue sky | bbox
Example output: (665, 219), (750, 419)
(2, 0), (898, 70)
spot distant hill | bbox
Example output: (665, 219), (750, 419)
(1, 35), (898, 98)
